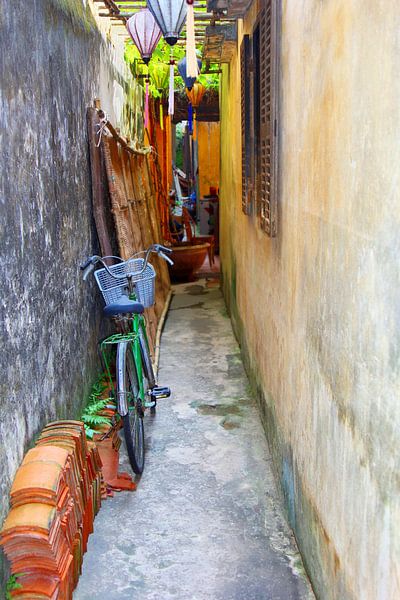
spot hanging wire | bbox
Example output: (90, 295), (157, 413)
(96, 111), (109, 147)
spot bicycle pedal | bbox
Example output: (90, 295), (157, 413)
(144, 400), (156, 408)
(150, 386), (171, 400)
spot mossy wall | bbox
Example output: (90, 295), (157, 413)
(0, 1), (137, 592)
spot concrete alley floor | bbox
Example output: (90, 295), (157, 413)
(74, 281), (314, 600)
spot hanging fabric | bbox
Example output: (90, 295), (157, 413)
(168, 57), (175, 116)
(160, 101), (164, 130)
(188, 102), (193, 135)
(185, 0), (198, 79)
(145, 78), (150, 129)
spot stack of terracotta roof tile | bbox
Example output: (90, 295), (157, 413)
(0, 421), (103, 599)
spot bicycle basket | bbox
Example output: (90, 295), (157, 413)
(94, 258), (156, 308)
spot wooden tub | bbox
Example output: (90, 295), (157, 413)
(169, 242), (210, 282)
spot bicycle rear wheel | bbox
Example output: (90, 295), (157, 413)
(117, 341), (145, 474)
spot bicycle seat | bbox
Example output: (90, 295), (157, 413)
(103, 295), (144, 317)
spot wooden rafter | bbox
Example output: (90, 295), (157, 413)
(94, 0), (231, 52)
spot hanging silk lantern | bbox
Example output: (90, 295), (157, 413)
(186, 83), (205, 141)
(178, 57), (202, 91)
(126, 9), (162, 65)
(127, 10), (161, 132)
(147, 0), (187, 46)
(151, 62), (169, 129)
(186, 82), (206, 109)
(151, 62), (169, 93)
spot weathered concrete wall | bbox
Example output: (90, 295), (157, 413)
(220, 1), (400, 598)
(0, 0), (139, 591)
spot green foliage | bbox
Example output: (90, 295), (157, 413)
(49, 0), (95, 32)
(6, 574), (24, 599)
(151, 41), (185, 65)
(175, 123), (185, 169)
(80, 374), (112, 439)
(198, 72), (220, 91)
(82, 401), (108, 418)
(124, 38), (220, 97)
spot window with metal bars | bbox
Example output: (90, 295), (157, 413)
(252, 23), (261, 211)
(259, 0), (280, 237)
(241, 34), (252, 215)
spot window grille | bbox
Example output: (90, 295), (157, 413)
(259, 0), (280, 236)
(241, 34), (252, 215)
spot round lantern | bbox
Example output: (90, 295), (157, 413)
(147, 0), (187, 46)
(178, 57), (202, 91)
(186, 82), (206, 109)
(127, 9), (161, 64)
(151, 62), (170, 95)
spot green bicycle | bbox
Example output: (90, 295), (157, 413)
(80, 244), (173, 474)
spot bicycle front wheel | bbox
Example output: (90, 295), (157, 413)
(116, 341), (145, 474)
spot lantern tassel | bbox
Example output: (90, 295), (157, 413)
(186, 1), (198, 79)
(160, 101), (164, 130)
(188, 102), (193, 135)
(145, 79), (149, 129)
(168, 61), (175, 116)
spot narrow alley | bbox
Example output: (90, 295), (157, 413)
(74, 282), (313, 600)
(2, 1), (400, 598)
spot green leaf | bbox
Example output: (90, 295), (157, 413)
(81, 414), (111, 426)
(6, 573), (25, 599)
(83, 399), (108, 416)
(84, 425), (96, 439)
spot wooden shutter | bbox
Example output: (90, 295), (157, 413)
(252, 24), (261, 210)
(241, 35), (252, 215)
(259, 0), (280, 236)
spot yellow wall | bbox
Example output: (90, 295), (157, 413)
(220, 1), (400, 598)
(197, 121), (220, 198)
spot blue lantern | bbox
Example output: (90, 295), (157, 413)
(178, 57), (202, 91)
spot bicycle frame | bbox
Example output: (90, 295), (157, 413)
(100, 312), (148, 416)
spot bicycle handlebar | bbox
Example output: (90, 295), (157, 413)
(80, 244), (173, 281)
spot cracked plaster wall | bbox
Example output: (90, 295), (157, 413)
(219, 1), (400, 598)
(0, 0), (139, 591)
